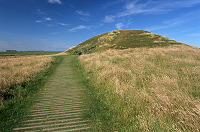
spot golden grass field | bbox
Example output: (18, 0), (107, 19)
(80, 45), (200, 131)
(0, 55), (53, 102)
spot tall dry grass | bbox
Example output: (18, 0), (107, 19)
(79, 45), (200, 131)
(0, 55), (53, 102)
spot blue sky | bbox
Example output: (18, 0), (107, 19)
(0, 0), (200, 51)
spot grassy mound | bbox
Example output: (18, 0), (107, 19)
(66, 29), (184, 54)
(64, 29), (200, 131)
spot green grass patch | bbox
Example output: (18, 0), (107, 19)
(0, 55), (64, 132)
(70, 55), (123, 131)
(78, 45), (200, 131)
(0, 51), (62, 56)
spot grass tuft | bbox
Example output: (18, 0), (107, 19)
(79, 45), (200, 131)
(0, 55), (64, 132)
(0, 55), (53, 102)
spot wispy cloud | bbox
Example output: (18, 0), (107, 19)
(44, 17), (52, 21)
(118, 0), (200, 17)
(103, 0), (125, 8)
(79, 17), (90, 22)
(69, 25), (90, 32)
(35, 20), (43, 23)
(37, 9), (46, 15)
(75, 10), (91, 22)
(103, 15), (116, 23)
(145, 10), (200, 31)
(188, 33), (200, 36)
(36, 17), (69, 27)
(48, 0), (62, 4)
(35, 17), (53, 25)
(76, 10), (90, 17)
(0, 41), (29, 51)
(102, 0), (200, 23)
(115, 23), (124, 30)
(57, 22), (68, 26)
(145, 24), (174, 31)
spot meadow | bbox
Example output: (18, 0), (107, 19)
(0, 55), (53, 102)
(0, 51), (62, 56)
(0, 54), (64, 131)
(79, 45), (200, 131)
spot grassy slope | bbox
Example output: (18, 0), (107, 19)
(79, 45), (200, 131)
(0, 55), (64, 131)
(70, 29), (199, 131)
(0, 51), (62, 56)
(66, 29), (183, 54)
(112, 30), (182, 48)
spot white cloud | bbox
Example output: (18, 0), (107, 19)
(76, 10), (90, 16)
(103, 0), (125, 8)
(69, 25), (90, 32)
(57, 22), (68, 26)
(103, 15), (115, 23)
(48, 0), (62, 4)
(118, 0), (200, 17)
(44, 17), (52, 21)
(35, 16), (54, 25)
(75, 10), (91, 22)
(145, 10), (200, 31)
(102, 0), (200, 21)
(35, 18), (52, 25)
(79, 17), (90, 22)
(35, 20), (43, 23)
(115, 23), (124, 30)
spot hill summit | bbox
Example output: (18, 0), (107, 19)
(66, 29), (184, 55)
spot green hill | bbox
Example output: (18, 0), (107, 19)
(66, 29), (184, 55)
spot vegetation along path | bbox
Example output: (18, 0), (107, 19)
(13, 55), (92, 131)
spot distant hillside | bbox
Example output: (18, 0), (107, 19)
(66, 29), (184, 55)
